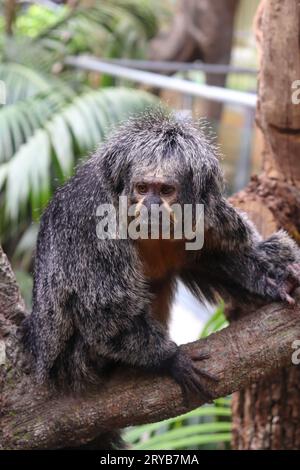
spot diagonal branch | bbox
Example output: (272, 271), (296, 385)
(1, 239), (300, 449)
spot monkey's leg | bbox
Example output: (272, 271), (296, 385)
(74, 298), (217, 403)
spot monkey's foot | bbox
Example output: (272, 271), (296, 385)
(169, 349), (218, 405)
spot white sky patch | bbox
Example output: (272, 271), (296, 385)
(169, 282), (215, 345)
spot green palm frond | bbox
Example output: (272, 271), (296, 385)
(124, 400), (232, 450)
(200, 301), (228, 338)
(0, 87), (76, 161)
(0, 87), (158, 223)
(1, 0), (164, 72)
(35, 0), (161, 43)
(0, 63), (56, 104)
(2, 37), (63, 74)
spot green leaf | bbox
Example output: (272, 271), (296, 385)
(124, 405), (231, 443)
(200, 301), (228, 338)
(0, 87), (158, 223)
(142, 433), (232, 450)
(134, 422), (232, 450)
(0, 63), (52, 103)
(46, 115), (74, 178)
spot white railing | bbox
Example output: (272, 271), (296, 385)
(65, 54), (257, 190)
(65, 55), (257, 109)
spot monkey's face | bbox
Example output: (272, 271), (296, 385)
(126, 175), (185, 240)
(132, 177), (178, 209)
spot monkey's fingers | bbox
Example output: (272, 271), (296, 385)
(191, 363), (219, 382)
(181, 373), (213, 404)
(287, 263), (300, 285)
(189, 369), (214, 401)
(190, 351), (210, 361)
(278, 288), (295, 305)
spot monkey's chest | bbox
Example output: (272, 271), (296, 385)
(136, 239), (186, 281)
(136, 240), (185, 327)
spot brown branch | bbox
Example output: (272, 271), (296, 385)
(1, 238), (300, 449)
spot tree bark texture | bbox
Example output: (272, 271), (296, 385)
(228, 0), (300, 450)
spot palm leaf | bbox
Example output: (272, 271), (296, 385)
(141, 433), (232, 450)
(125, 405), (231, 444)
(0, 87), (158, 222)
(200, 301), (228, 338)
(0, 63), (71, 104)
(124, 403), (232, 450)
(0, 87), (75, 162)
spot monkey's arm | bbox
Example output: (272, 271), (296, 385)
(190, 198), (300, 304)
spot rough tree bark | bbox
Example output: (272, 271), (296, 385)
(1, 244), (300, 449)
(149, 0), (240, 121)
(228, 0), (300, 450)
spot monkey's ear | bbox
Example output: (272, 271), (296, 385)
(97, 147), (129, 197)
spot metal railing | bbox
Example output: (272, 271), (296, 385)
(101, 58), (258, 76)
(65, 55), (257, 191)
(65, 55), (257, 109)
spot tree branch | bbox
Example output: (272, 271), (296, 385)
(1, 239), (300, 449)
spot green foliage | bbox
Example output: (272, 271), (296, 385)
(200, 301), (228, 338)
(0, 0), (162, 252)
(0, 1), (165, 69)
(16, 5), (67, 38)
(124, 304), (232, 450)
(0, 84), (157, 232)
(124, 400), (231, 450)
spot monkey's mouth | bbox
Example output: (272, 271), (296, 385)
(135, 217), (179, 240)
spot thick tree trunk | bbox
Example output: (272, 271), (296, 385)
(149, 0), (240, 121)
(229, 0), (300, 449)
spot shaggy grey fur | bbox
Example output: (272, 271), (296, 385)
(23, 110), (300, 447)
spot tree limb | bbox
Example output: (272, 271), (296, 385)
(1, 241), (300, 449)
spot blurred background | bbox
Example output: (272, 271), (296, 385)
(0, 0), (261, 450)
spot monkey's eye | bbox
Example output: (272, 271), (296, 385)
(136, 183), (148, 195)
(160, 185), (176, 196)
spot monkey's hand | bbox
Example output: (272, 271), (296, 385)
(247, 231), (300, 304)
(261, 262), (300, 304)
(164, 348), (218, 404)
(210, 229), (300, 305)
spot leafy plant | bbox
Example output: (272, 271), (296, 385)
(0, 85), (157, 240)
(0, 1), (165, 70)
(0, 0), (162, 253)
(200, 300), (228, 338)
(124, 399), (231, 450)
